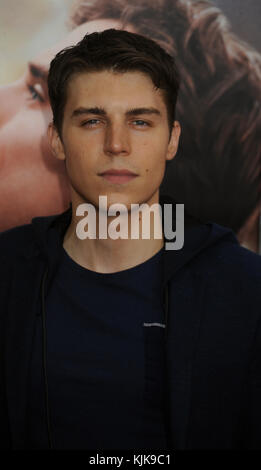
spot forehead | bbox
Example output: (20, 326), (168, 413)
(65, 70), (167, 113)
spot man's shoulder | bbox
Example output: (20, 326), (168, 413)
(0, 210), (65, 258)
(0, 223), (34, 246)
(0, 222), (39, 263)
(195, 234), (261, 288)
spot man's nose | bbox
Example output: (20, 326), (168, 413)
(103, 123), (131, 156)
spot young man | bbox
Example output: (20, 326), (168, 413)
(0, 29), (261, 450)
(2, 1), (261, 254)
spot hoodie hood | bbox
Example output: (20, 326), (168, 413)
(31, 194), (238, 289)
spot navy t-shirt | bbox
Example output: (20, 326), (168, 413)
(26, 246), (167, 450)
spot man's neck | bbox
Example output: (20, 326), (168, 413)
(63, 197), (164, 273)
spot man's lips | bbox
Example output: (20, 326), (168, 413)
(99, 169), (138, 184)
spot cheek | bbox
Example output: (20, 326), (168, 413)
(141, 141), (167, 176)
(0, 81), (25, 127)
(0, 109), (63, 175)
(64, 132), (99, 168)
(0, 110), (71, 230)
(65, 150), (96, 187)
(144, 163), (165, 188)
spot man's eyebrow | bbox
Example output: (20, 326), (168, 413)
(28, 62), (48, 81)
(71, 107), (106, 118)
(71, 106), (162, 119)
(126, 107), (161, 117)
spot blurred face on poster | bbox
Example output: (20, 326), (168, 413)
(0, 19), (134, 232)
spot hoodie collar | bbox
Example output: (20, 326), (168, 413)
(159, 194), (238, 283)
(31, 195), (238, 286)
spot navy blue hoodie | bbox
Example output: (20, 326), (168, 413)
(1, 195), (261, 449)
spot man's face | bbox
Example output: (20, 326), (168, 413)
(0, 19), (132, 231)
(49, 69), (180, 211)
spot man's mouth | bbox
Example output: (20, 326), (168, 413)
(99, 168), (138, 184)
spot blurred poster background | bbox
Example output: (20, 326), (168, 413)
(0, 0), (72, 84)
(0, 0), (260, 253)
(2, 0), (261, 84)
(214, 0), (261, 53)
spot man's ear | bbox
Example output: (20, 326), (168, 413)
(47, 122), (66, 161)
(166, 121), (181, 162)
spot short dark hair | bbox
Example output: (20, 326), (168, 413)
(48, 28), (180, 138)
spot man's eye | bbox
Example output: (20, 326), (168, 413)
(27, 84), (44, 103)
(81, 119), (101, 127)
(133, 120), (149, 126)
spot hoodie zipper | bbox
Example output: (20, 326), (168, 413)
(163, 282), (172, 448)
(41, 266), (53, 450)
